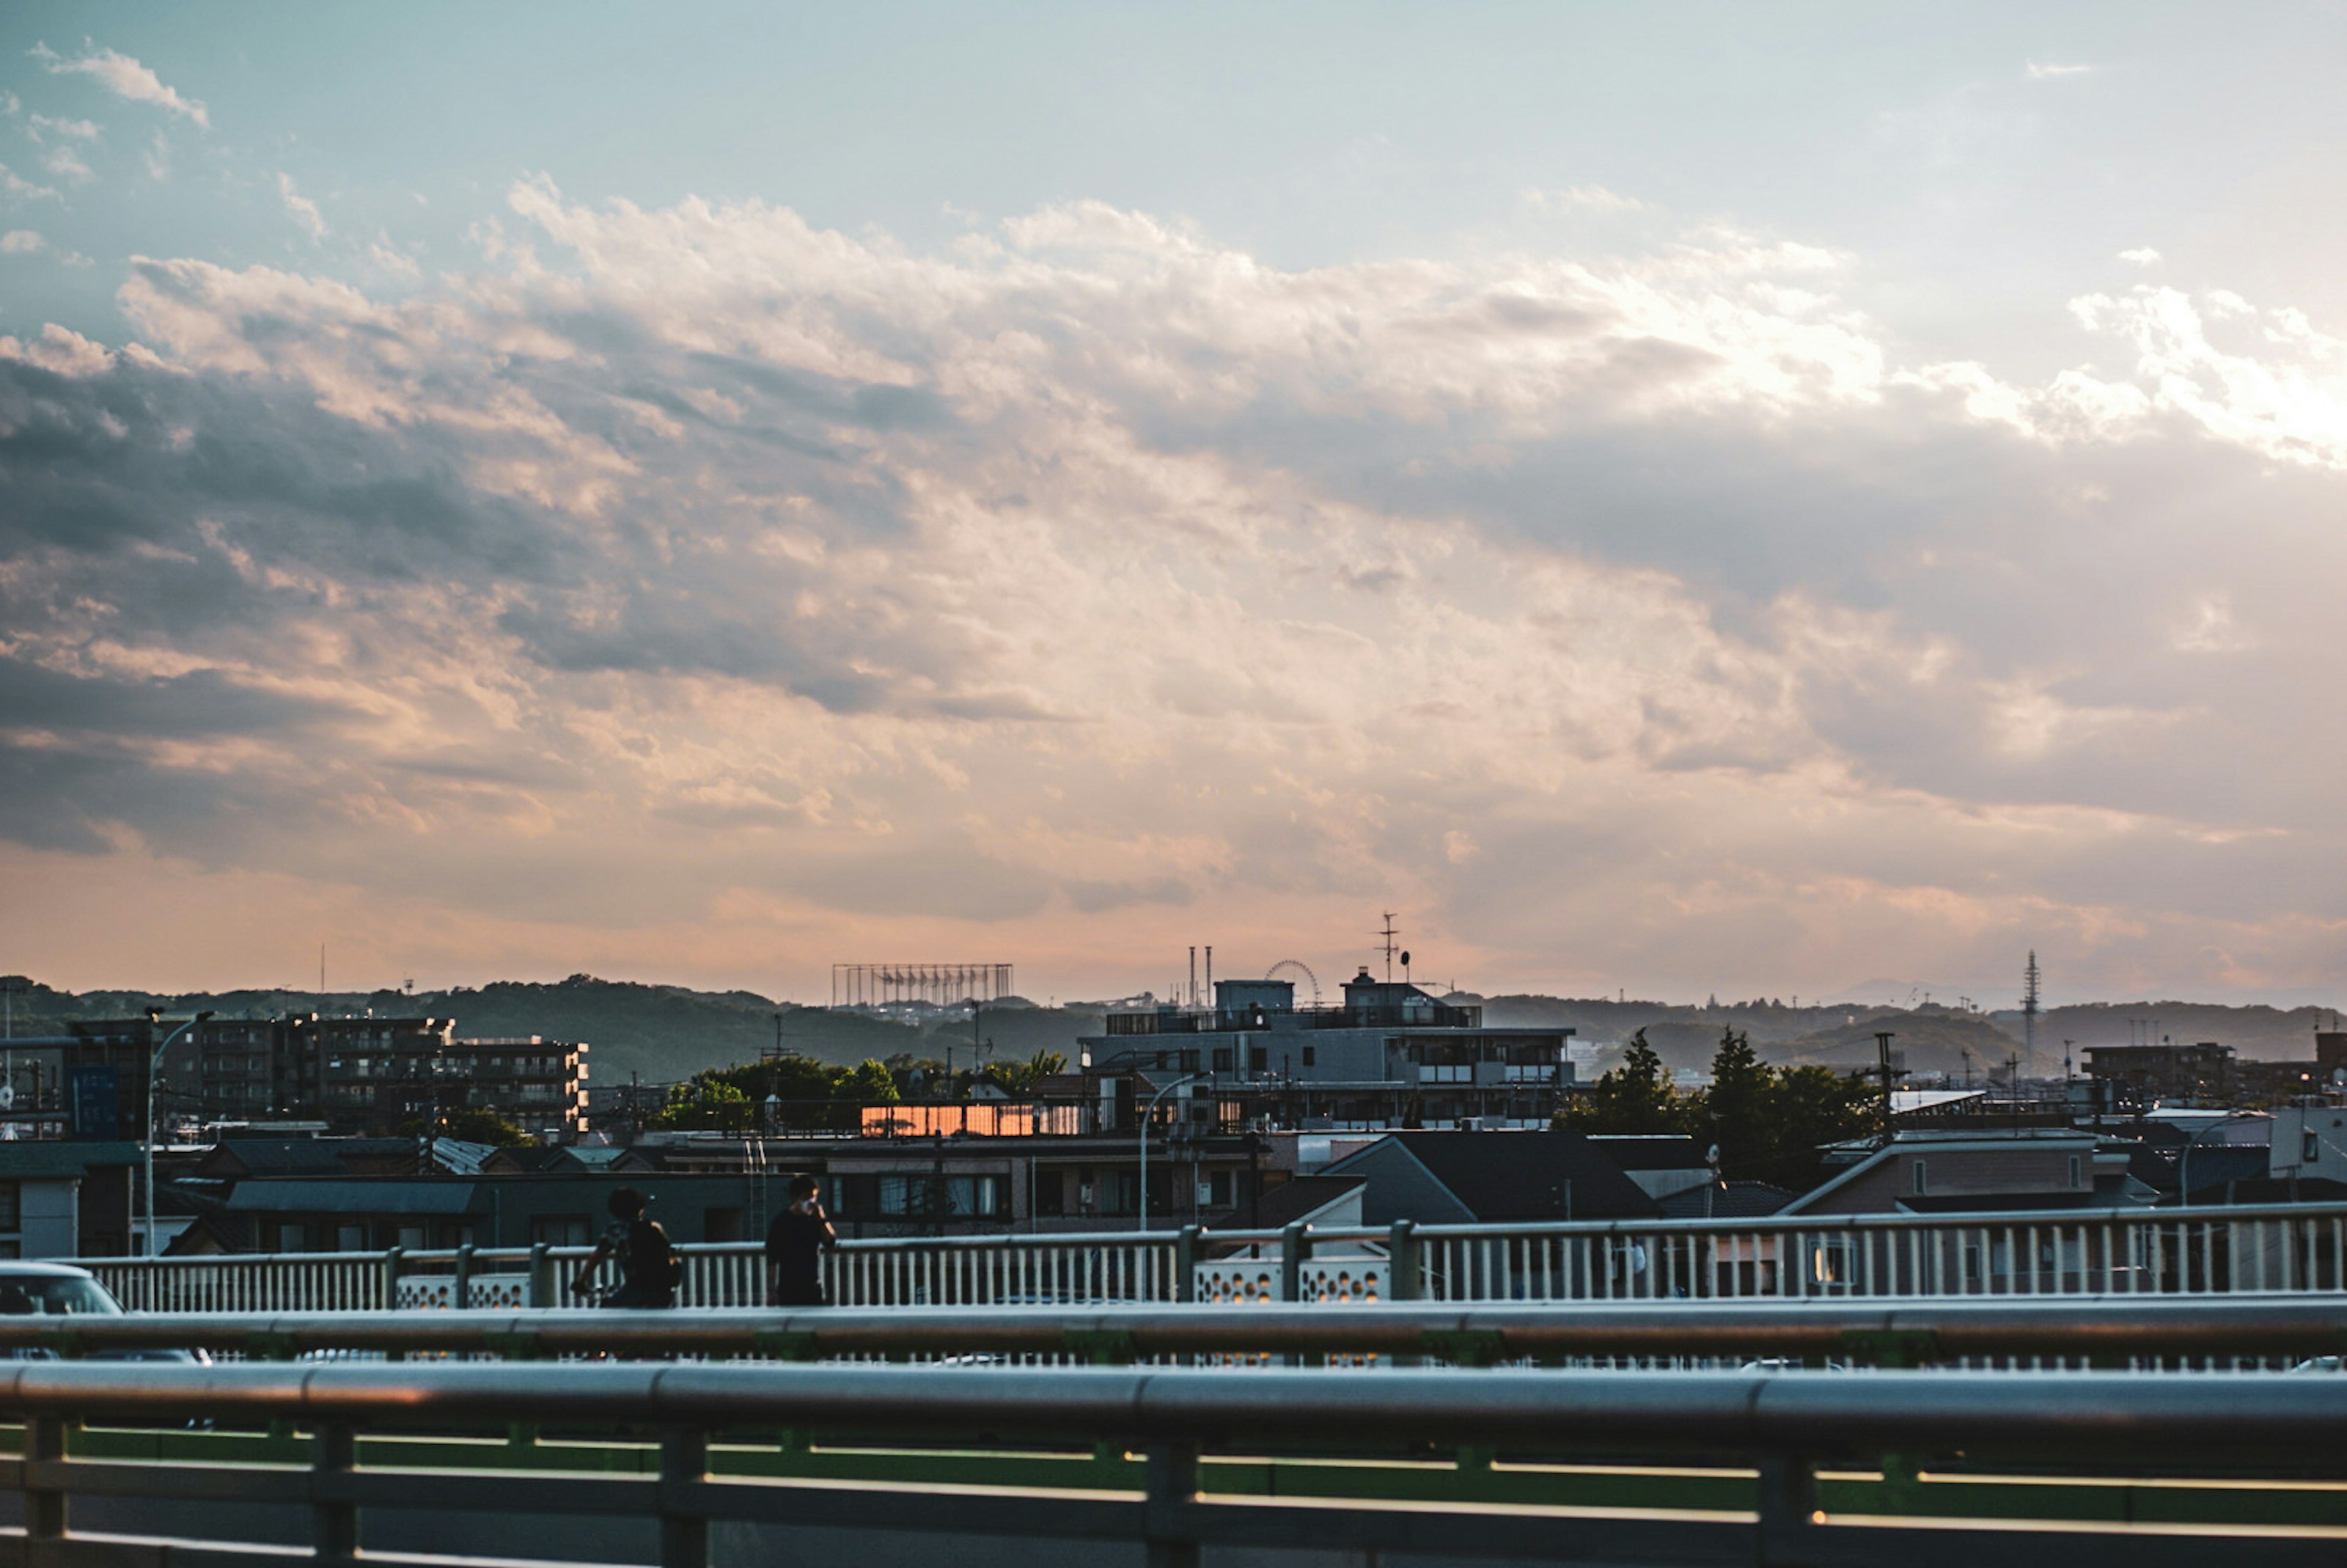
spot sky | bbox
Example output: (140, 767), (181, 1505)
(3, 3), (2346, 1008)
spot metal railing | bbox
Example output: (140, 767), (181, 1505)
(5, 1360), (2347, 1566)
(75, 1200), (2347, 1314)
(9, 1298), (2347, 1368)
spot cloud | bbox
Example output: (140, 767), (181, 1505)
(0, 230), (43, 255)
(275, 172), (326, 242)
(31, 43), (209, 128)
(1522, 185), (1647, 215)
(2026, 60), (2095, 79)
(2117, 247), (2161, 266)
(0, 162), (58, 202)
(27, 114), (100, 142)
(40, 147), (93, 185)
(6, 185), (2347, 1003)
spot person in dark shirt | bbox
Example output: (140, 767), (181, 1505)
(569, 1187), (681, 1308)
(765, 1174), (836, 1306)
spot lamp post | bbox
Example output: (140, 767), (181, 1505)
(1137, 1071), (1206, 1233)
(2178, 1110), (2265, 1207)
(144, 1009), (212, 1258)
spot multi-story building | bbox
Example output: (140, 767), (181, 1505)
(145, 1015), (590, 1138)
(1076, 969), (1574, 1131)
(2083, 1041), (2235, 1104)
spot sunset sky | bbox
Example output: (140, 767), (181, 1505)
(4, 3), (2346, 1008)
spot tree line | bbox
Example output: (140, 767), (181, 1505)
(646, 1047), (1069, 1133)
(1555, 1027), (1882, 1189)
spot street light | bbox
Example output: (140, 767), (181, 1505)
(1137, 1071), (1207, 1233)
(2178, 1110), (2266, 1208)
(143, 1009), (212, 1258)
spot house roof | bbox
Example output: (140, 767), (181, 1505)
(198, 1138), (414, 1179)
(1326, 1132), (1659, 1222)
(1247, 1176), (1367, 1231)
(1587, 1135), (1708, 1171)
(222, 1179), (485, 1217)
(1658, 1181), (1796, 1219)
(0, 1141), (142, 1178)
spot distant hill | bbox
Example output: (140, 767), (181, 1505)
(6, 975), (2334, 1088)
(1458, 992), (2340, 1078)
(0, 973), (922, 1089)
(1772, 1012), (2026, 1080)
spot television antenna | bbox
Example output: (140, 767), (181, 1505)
(1377, 911), (1401, 981)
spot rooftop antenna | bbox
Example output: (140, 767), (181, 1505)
(2022, 950), (2041, 1076)
(1205, 945), (1213, 1008)
(1378, 912), (1400, 982)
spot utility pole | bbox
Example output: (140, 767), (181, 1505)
(1875, 1031), (1898, 1140)
(2022, 950), (2041, 1076)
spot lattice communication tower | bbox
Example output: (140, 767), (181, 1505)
(831, 963), (1015, 1009)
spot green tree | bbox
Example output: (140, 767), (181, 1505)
(847, 1058), (900, 1104)
(985, 1047), (1068, 1096)
(399, 1109), (537, 1148)
(1760, 1066), (1880, 1185)
(647, 1074), (757, 1132)
(1556, 1029), (1680, 1135)
(1701, 1027), (1774, 1179)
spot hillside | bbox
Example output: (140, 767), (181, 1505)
(1461, 992), (2339, 1077)
(0, 974), (922, 1089)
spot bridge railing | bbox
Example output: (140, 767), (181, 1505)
(73, 1200), (2347, 1314)
(9, 1297), (2347, 1369)
(5, 1359), (2347, 1567)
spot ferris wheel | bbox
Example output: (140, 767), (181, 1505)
(1264, 959), (1322, 1008)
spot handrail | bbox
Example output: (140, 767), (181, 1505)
(10, 1298), (2347, 1364)
(84, 1198), (2347, 1266)
(4, 1361), (2345, 1463)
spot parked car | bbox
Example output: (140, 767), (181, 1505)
(0, 1262), (208, 1363)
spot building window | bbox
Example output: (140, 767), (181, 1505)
(704, 1207), (744, 1244)
(531, 1214), (592, 1248)
(1247, 1047), (1268, 1074)
(1420, 1064), (1471, 1083)
(1212, 1048), (1233, 1073)
(1036, 1172), (1064, 1217)
(337, 1225), (365, 1253)
(1911, 1160), (1927, 1196)
(278, 1223), (308, 1253)
(2068, 1154), (2085, 1187)
(2305, 1132), (2321, 1165)
(1301, 1047), (1316, 1068)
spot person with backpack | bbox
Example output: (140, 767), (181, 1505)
(569, 1187), (684, 1308)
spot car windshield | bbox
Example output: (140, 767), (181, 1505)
(0, 1277), (121, 1316)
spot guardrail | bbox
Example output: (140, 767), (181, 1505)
(10, 1299), (2347, 1368)
(75, 1200), (2347, 1314)
(4, 1360), (2347, 1567)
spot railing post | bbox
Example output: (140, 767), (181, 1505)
(1174, 1225), (1200, 1304)
(380, 1246), (405, 1311)
(1143, 1442), (1200, 1568)
(1386, 1219), (1419, 1302)
(1754, 1451), (1818, 1567)
(453, 1244), (476, 1311)
(527, 1242), (551, 1308)
(314, 1420), (358, 1566)
(660, 1429), (708, 1568)
(24, 1413), (67, 1544)
(1279, 1223), (1309, 1303)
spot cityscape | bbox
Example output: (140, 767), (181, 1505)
(4, 4), (2347, 1566)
